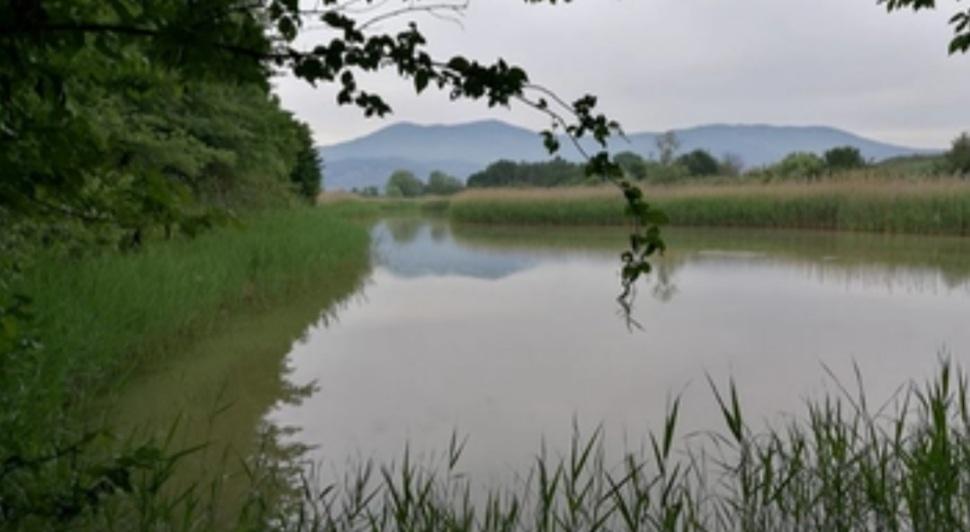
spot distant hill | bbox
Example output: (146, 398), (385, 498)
(621, 125), (936, 170)
(319, 120), (936, 191)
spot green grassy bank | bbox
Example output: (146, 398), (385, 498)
(317, 193), (450, 218)
(448, 180), (970, 235)
(17, 207), (369, 429)
(2, 207), (371, 528)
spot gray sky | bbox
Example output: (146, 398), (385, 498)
(274, 0), (969, 149)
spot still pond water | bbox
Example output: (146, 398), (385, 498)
(119, 218), (970, 484)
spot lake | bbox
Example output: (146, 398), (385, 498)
(116, 217), (970, 489)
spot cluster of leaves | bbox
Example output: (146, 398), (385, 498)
(464, 150), (730, 188)
(380, 169), (465, 197)
(0, 0), (965, 525)
(385, 170), (426, 198)
(1, 1), (326, 524)
(467, 158), (587, 188)
(2, 3), (323, 251)
(613, 150), (741, 184)
(427, 171), (466, 196)
(824, 146), (868, 171)
(1, 0), (670, 320)
(947, 132), (970, 175)
(880, 0), (970, 53)
(744, 146), (868, 181)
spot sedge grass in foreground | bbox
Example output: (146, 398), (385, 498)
(17, 207), (369, 420)
(449, 180), (970, 235)
(66, 360), (970, 531)
(0, 207), (371, 529)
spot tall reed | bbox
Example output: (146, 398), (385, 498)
(78, 360), (970, 531)
(8, 207), (371, 456)
(449, 180), (970, 235)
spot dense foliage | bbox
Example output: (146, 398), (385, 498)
(824, 146), (867, 170)
(467, 158), (586, 188)
(770, 152), (828, 180)
(377, 169), (465, 197)
(615, 151), (650, 181)
(1, 0), (966, 527)
(427, 171), (465, 195)
(385, 170), (426, 198)
(948, 132), (970, 175)
(677, 149), (721, 177)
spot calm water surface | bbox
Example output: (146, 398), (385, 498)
(119, 218), (970, 485)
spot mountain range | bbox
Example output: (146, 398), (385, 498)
(318, 120), (935, 191)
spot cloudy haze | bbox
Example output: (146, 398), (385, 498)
(274, 0), (969, 149)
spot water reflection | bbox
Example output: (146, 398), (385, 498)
(374, 218), (538, 280)
(268, 219), (970, 486)
(376, 218), (970, 300)
(106, 265), (370, 514)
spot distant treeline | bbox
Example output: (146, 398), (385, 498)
(351, 169), (466, 197)
(467, 157), (587, 187)
(460, 132), (970, 189)
(348, 132), (970, 197)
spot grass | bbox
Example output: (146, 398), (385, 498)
(5, 203), (970, 529)
(317, 192), (451, 218)
(255, 361), (970, 531)
(0, 207), (369, 529)
(448, 179), (970, 235)
(22, 207), (368, 413)
(44, 360), (970, 531)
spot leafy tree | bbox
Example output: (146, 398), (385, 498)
(289, 122), (323, 202)
(881, 0), (970, 54)
(773, 152), (827, 180)
(2, 0), (967, 315)
(467, 158), (585, 188)
(615, 151), (649, 180)
(655, 131), (681, 166)
(386, 170), (425, 198)
(677, 149), (720, 177)
(946, 132), (970, 175)
(426, 171), (464, 195)
(824, 146), (867, 171)
(3, 1), (967, 525)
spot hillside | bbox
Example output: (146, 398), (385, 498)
(319, 120), (936, 191)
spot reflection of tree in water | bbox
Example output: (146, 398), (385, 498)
(449, 222), (970, 297)
(651, 258), (680, 303)
(430, 221), (449, 243)
(385, 218), (425, 244)
(106, 262), (371, 515)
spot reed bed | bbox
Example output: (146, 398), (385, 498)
(12, 207), (370, 441)
(449, 180), (970, 235)
(1, 207), (372, 530)
(256, 362), (970, 531)
(318, 193), (451, 217)
(50, 361), (970, 531)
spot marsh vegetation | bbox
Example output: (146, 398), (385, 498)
(5, 0), (970, 529)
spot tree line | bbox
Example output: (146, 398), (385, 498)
(460, 131), (970, 188)
(352, 170), (465, 197)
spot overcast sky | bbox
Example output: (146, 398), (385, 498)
(274, 0), (968, 149)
